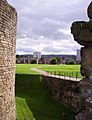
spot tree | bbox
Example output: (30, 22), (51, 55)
(16, 54), (20, 58)
(31, 59), (37, 64)
(50, 57), (57, 64)
(39, 57), (45, 64)
(55, 57), (61, 64)
(65, 59), (76, 65)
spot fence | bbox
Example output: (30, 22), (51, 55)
(45, 71), (84, 81)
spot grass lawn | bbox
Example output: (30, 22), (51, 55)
(16, 64), (76, 120)
(36, 64), (82, 78)
(37, 64), (80, 72)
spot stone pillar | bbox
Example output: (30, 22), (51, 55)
(0, 0), (17, 120)
(71, 2), (92, 120)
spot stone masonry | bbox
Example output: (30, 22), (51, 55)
(71, 2), (92, 120)
(0, 0), (17, 120)
(43, 76), (85, 113)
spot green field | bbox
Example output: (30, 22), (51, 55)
(16, 64), (76, 120)
(37, 64), (80, 72)
(36, 64), (82, 78)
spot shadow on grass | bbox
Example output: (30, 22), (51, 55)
(16, 73), (76, 120)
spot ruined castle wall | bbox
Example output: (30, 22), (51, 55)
(0, 0), (17, 119)
(81, 47), (92, 79)
(43, 76), (85, 113)
(71, 2), (92, 120)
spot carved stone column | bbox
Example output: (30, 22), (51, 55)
(71, 2), (92, 120)
(0, 0), (17, 120)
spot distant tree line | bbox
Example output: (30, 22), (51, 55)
(50, 57), (76, 65)
(16, 55), (79, 65)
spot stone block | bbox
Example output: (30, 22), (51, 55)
(81, 47), (92, 80)
(87, 2), (92, 19)
(71, 21), (92, 46)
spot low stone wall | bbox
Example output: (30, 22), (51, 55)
(42, 76), (85, 113)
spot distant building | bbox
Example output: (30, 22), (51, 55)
(33, 52), (41, 64)
(33, 52), (41, 59)
(76, 49), (81, 62)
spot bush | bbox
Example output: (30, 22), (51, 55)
(50, 57), (57, 64)
(55, 57), (61, 64)
(31, 59), (37, 64)
(66, 60), (76, 65)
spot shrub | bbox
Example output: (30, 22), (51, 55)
(31, 59), (37, 64)
(66, 60), (76, 65)
(55, 57), (61, 64)
(50, 57), (57, 64)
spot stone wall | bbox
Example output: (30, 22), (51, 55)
(71, 2), (92, 120)
(43, 76), (85, 113)
(0, 0), (17, 120)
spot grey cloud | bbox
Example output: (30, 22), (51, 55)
(17, 16), (70, 40)
(43, 45), (74, 54)
(8, 0), (91, 54)
(15, 0), (90, 41)
(16, 46), (34, 53)
(43, 47), (63, 54)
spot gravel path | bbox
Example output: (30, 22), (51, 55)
(31, 68), (81, 82)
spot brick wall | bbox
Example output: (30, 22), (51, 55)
(0, 0), (17, 119)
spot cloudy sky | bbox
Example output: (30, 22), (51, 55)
(7, 0), (91, 55)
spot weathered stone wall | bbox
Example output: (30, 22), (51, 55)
(71, 2), (92, 120)
(43, 76), (85, 113)
(0, 0), (17, 120)
(81, 47), (92, 79)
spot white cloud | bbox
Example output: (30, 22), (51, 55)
(7, 0), (91, 55)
